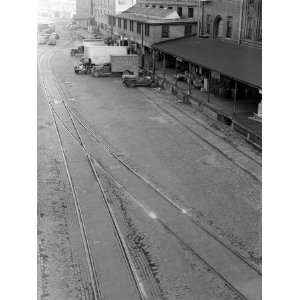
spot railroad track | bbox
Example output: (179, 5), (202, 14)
(47, 50), (261, 275)
(39, 76), (104, 300)
(148, 90), (262, 166)
(137, 87), (261, 183)
(48, 98), (256, 300)
(46, 48), (261, 299)
(39, 49), (149, 300)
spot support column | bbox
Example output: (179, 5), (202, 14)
(233, 81), (238, 115)
(187, 63), (192, 96)
(152, 49), (156, 80)
(207, 71), (211, 103)
(162, 54), (166, 81)
(175, 58), (179, 87)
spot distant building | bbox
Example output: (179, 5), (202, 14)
(50, 0), (76, 18)
(110, 4), (197, 46)
(93, 0), (136, 35)
(38, 0), (51, 17)
(75, 0), (92, 27)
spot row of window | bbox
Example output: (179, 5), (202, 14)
(110, 16), (193, 38)
(142, 4), (194, 18)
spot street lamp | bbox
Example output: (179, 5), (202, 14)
(198, 0), (210, 38)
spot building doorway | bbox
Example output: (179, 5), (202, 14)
(213, 15), (223, 38)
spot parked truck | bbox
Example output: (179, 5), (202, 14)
(83, 45), (127, 65)
(74, 41), (139, 77)
(91, 55), (139, 77)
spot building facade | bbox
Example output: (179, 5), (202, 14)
(198, 0), (243, 42)
(75, 0), (92, 27)
(136, 0), (200, 20)
(93, 0), (136, 35)
(240, 0), (262, 47)
(110, 5), (197, 47)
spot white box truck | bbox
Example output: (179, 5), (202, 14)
(91, 55), (139, 77)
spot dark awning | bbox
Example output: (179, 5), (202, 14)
(153, 37), (262, 88)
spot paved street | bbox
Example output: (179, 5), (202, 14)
(38, 23), (262, 300)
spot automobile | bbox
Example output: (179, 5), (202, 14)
(74, 58), (94, 74)
(122, 74), (155, 88)
(91, 63), (112, 77)
(69, 24), (80, 30)
(48, 37), (56, 45)
(41, 27), (54, 34)
(70, 45), (84, 56)
(93, 33), (102, 39)
(38, 33), (50, 44)
(50, 32), (60, 40)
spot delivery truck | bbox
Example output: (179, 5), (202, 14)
(83, 45), (127, 65)
(74, 40), (139, 77)
(90, 55), (139, 77)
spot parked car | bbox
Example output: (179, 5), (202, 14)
(74, 58), (94, 74)
(91, 63), (112, 77)
(48, 35), (56, 45)
(122, 74), (155, 88)
(50, 32), (59, 39)
(70, 45), (84, 56)
(38, 33), (50, 45)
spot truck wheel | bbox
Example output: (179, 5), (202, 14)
(74, 70), (79, 74)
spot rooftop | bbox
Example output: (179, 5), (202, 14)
(153, 37), (262, 88)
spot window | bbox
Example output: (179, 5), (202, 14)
(145, 24), (150, 36)
(159, 6), (164, 9)
(137, 22), (142, 35)
(123, 19), (127, 30)
(161, 24), (169, 38)
(130, 20), (134, 32)
(118, 18), (121, 28)
(206, 14), (212, 34)
(246, 16), (253, 39)
(177, 7), (182, 17)
(184, 24), (192, 37)
(152, 5), (156, 8)
(188, 7), (194, 18)
(168, 7), (173, 10)
(226, 16), (233, 38)
(113, 17), (116, 27)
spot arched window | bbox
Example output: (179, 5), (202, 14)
(213, 15), (223, 38)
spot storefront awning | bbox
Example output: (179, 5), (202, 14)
(153, 37), (262, 88)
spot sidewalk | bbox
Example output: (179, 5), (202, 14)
(154, 67), (262, 149)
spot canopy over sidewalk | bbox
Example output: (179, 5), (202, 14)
(153, 37), (262, 88)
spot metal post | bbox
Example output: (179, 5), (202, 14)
(141, 23), (144, 68)
(163, 54), (166, 80)
(207, 71), (211, 103)
(188, 63), (192, 96)
(175, 59), (178, 87)
(233, 81), (238, 115)
(152, 49), (156, 79)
